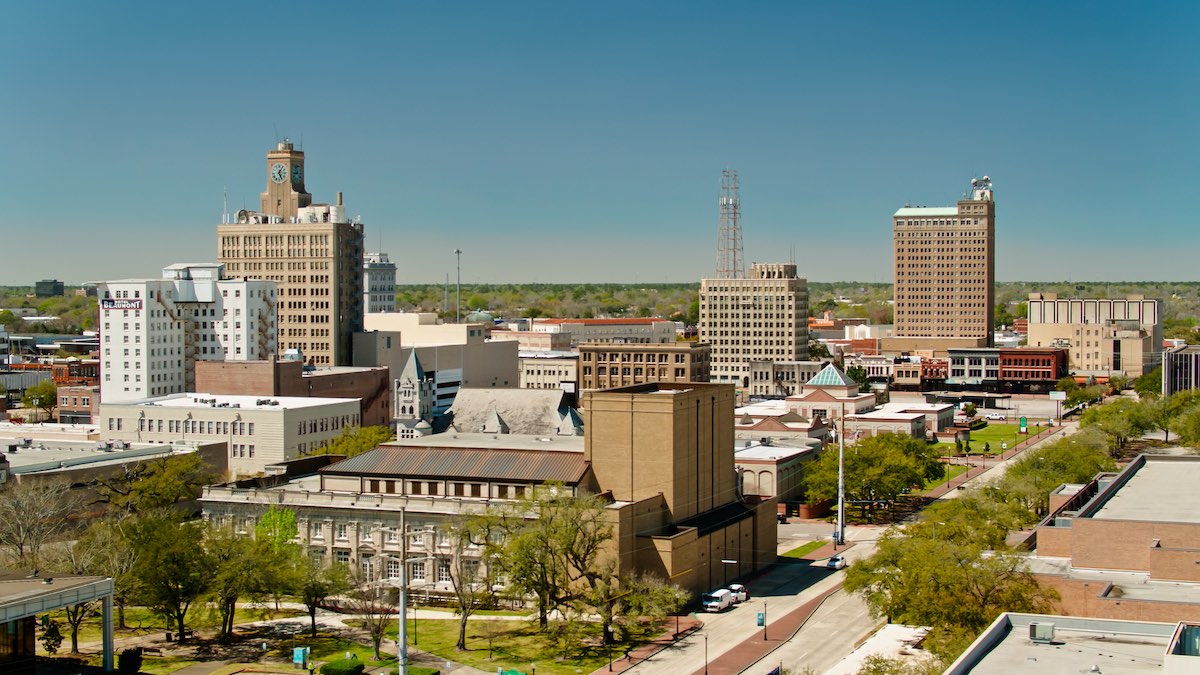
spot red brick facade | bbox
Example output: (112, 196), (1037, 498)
(194, 360), (391, 427)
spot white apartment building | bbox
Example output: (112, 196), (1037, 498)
(99, 392), (360, 477)
(699, 262), (809, 388)
(97, 263), (277, 404)
(363, 252), (397, 314)
(530, 318), (677, 346)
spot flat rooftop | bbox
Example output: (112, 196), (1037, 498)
(1024, 556), (1200, 605)
(114, 392), (359, 411)
(950, 613), (1174, 674)
(734, 441), (816, 461)
(1092, 457), (1200, 523)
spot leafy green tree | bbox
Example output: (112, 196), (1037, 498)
(255, 505), (299, 551)
(1134, 367), (1162, 399)
(803, 434), (927, 520)
(207, 524), (270, 639)
(1080, 398), (1151, 452)
(1141, 390), (1200, 442)
(846, 366), (871, 391)
(961, 403), (977, 419)
(40, 618), (64, 654)
(21, 379), (57, 421)
(76, 519), (139, 630)
(298, 555), (351, 637)
(998, 429), (1115, 516)
(127, 517), (214, 641)
(845, 531), (1055, 656)
(0, 310), (20, 329)
(1170, 405), (1200, 448)
(315, 425), (394, 458)
(1056, 376), (1078, 393)
(97, 453), (215, 516)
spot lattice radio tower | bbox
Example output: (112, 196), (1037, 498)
(716, 169), (745, 279)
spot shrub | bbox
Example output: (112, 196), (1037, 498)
(320, 658), (366, 675)
(117, 648), (143, 674)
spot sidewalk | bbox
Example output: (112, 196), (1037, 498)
(923, 425), (1063, 499)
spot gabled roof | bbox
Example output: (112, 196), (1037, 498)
(806, 363), (856, 387)
(449, 388), (579, 436)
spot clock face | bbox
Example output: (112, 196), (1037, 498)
(270, 163), (287, 183)
(292, 163), (303, 184)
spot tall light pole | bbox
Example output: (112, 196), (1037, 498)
(836, 402), (846, 546)
(453, 249), (463, 324)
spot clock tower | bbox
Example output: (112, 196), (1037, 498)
(259, 139), (312, 220)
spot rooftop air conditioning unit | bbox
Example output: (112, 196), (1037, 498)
(1029, 622), (1055, 643)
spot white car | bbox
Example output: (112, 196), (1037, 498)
(984, 413), (1006, 421)
(826, 555), (848, 570)
(727, 583), (749, 603)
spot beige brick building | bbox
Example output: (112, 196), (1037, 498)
(217, 141), (365, 366)
(577, 341), (710, 391)
(1025, 293), (1162, 377)
(885, 177), (995, 354)
(699, 263), (809, 388)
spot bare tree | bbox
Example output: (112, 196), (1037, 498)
(344, 568), (395, 660)
(0, 479), (80, 569)
(42, 539), (104, 653)
(443, 514), (497, 650)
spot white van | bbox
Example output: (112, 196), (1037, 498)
(701, 588), (734, 612)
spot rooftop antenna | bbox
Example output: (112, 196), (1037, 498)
(716, 169), (745, 279)
(222, 185), (229, 225)
(272, 123), (279, 144)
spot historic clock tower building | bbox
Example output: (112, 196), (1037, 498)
(217, 141), (365, 367)
(260, 140), (313, 220)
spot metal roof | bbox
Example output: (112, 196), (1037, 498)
(322, 445), (589, 484)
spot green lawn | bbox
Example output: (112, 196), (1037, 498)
(935, 423), (1029, 455)
(45, 604), (307, 646)
(923, 464), (968, 489)
(268, 631), (396, 668)
(781, 540), (828, 559)
(373, 616), (668, 675)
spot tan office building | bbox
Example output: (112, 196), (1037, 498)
(885, 177), (995, 354)
(217, 141), (365, 366)
(1025, 293), (1162, 377)
(699, 262), (809, 388)
(578, 341), (710, 391)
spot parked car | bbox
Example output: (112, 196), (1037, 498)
(727, 583), (749, 603)
(701, 588), (734, 612)
(826, 555), (848, 570)
(984, 413), (1006, 421)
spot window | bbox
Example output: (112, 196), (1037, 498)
(336, 524), (348, 541)
(334, 550), (350, 565)
(411, 561), (426, 582)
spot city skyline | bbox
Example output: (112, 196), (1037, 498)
(2, 2), (1196, 285)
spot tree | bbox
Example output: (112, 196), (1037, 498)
(40, 618), (64, 654)
(315, 425), (394, 458)
(0, 479), (80, 569)
(127, 517), (213, 641)
(298, 556), (351, 637)
(845, 530), (1055, 653)
(96, 452), (214, 516)
(344, 569), (394, 660)
(846, 366), (871, 391)
(43, 530), (115, 653)
(21, 379), (57, 421)
(1134, 367), (1162, 399)
(206, 524), (270, 640)
(1056, 376), (1078, 393)
(1171, 405), (1200, 448)
(255, 505), (301, 609)
(1141, 390), (1200, 442)
(0, 310), (20, 329)
(998, 429), (1115, 516)
(1080, 398), (1151, 453)
(75, 519), (138, 629)
(489, 488), (614, 630)
(961, 403), (977, 419)
(443, 515), (497, 650)
(803, 434), (928, 519)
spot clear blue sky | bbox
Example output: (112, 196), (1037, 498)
(2, 2), (1196, 286)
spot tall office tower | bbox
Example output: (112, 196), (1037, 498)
(97, 263), (277, 403)
(363, 252), (397, 314)
(699, 263), (809, 388)
(217, 141), (365, 366)
(886, 177), (996, 354)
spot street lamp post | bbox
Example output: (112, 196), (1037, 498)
(836, 402), (846, 546)
(762, 600), (767, 640)
(453, 249), (462, 324)
(704, 635), (708, 675)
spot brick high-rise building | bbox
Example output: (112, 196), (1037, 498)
(217, 141), (365, 366)
(699, 262), (808, 388)
(885, 177), (996, 354)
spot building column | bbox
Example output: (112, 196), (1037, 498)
(102, 594), (114, 672)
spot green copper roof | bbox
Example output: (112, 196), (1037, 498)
(806, 364), (856, 387)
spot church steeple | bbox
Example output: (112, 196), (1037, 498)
(259, 139), (312, 220)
